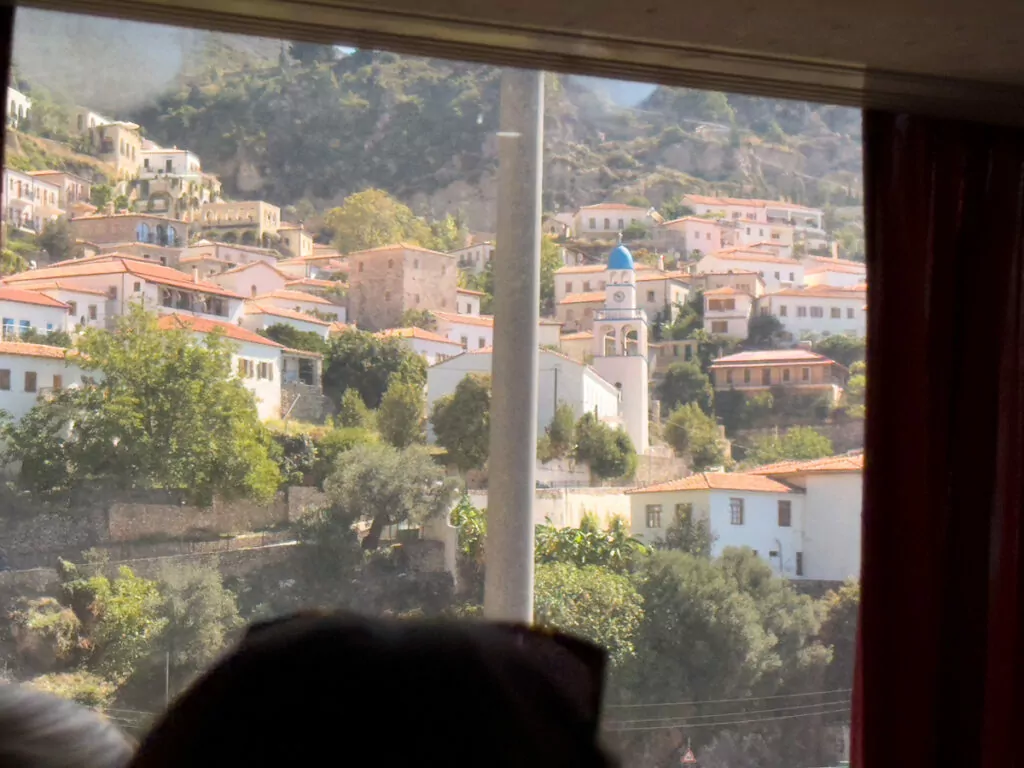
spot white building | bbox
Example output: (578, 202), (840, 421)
(158, 314), (285, 421)
(0, 341), (85, 421)
(590, 243), (649, 450)
(658, 216), (726, 256)
(450, 242), (494, 275)
(0, 287), (71, 338)
(635, 272), (690, 324)
(277, 224), (314, 259)
(377, 327), (463, 366)
(7, 86), (30, 129)
(27, 170), (91, 210)
(628, 453), (864, 581)
(431, 310), (494, 351)
(2, 168), (63, 233)
(208, 261), (290, 298)
(703, 286), (755, 338)
(554, 262), (654, 300)
(426, 347), (621, 439)
(757, 285), (867, 338)
(240, 301), (332, 339)
(803, 257), (867, 288)
(252, 289), (345, 322)
(19, 282), (109, 331)
(178, 241), (280, 269)
(2, 255), (246, 325)
(456, 288), (483, 316)
(696, 248), (804, 292)
(629, 472), (806, 576)
(574, 203), (658, 239)
(140, 147), (202, 177)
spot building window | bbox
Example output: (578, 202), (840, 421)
(107, 286), (118, 300)
(778, 500), (792, 527)
(565, 282), (573, 293)
(743, 369), (751, 383)
(780, 305), (788, 317)
(0, 369), (9, 390)
(589, 217), (596, 229)
(565, 309), (575, 321)
(796, 552), (804, 576)
(647, 290), (655, 302)
(810, 306), (824, 318)
(603, 218), (610, 230)
(672, 346), (679, 357)
(53, 374), (63, 390)
(801, 367), (811, 381)
(18, 320), (30, 336)
(358, 262), (364, 272)
(711, 320), (727, 334)
(789, 272), (795, 281)
(68, 302), (77, 316)
(24, 371), (37, 393)
(685, 346), (693, 361)
(133, 281), (142, 292)
(645, 504), (662, 528)
(831, 307), (841, 318)
(583, 281), (591, 292)
(847, 307), (855, 318)
(617, 218), (624, 230)
(725, 370), (733, 384)
(797, 306), (808, 317)
(729, 498), (744, 525)
(774, 271), (780, 279)
(460, 336), (468, 349)
(88, 306), (97, 321)
(675, 502), (692, 525)
(761, 369), (771, 385)
(478, 337), (486, 349)
(783, 368), (791, 382)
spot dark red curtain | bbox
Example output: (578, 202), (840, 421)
(855, 112), (1024, 768)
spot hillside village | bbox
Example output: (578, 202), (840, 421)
(0, 37), (864, 761)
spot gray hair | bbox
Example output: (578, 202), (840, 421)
(0, 684), (133, 768)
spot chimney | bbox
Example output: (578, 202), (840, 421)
(192, 266), (199, 282)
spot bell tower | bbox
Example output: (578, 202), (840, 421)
(591, 240), (649, 450)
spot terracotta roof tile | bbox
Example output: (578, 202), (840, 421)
(558, 291), (605, 305)
(0, 286), (69, 308)
(20, 282), (109, 297)
(346, 242), (453, 258)
(158, 314), (284, 348)
(560, 331), (594, 341)
(748, 453), (864, 476)
(430, 310), (494, 328)
(704, 248), (801, 265)
(766, 285), (867, 299)
(710, 349), (836, 367)
(628, 472), (797, 494)
(253, 289), (341, 306)
(704, 286), (747, 296)
(0, 341), (76, 360)
(377, 327), (463, 346)
(456, 287), (486, 296)
(578, 202), (649, 211)
(243, 301), (332, 327)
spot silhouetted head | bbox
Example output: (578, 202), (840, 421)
(129, 612), (613, 768)
(0, 684), (133, 768)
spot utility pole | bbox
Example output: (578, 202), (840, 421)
(483, 69), (544, 624)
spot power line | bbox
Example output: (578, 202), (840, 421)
(604, 707), (852, 732)
(605, 688), (852, 710)
(607, 698), (851, 725)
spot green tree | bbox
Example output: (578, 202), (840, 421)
(818, 579), (859, 690)
(320, 443), (458, 550)
(664, 403), (725, 470)
(257, 323), (327, 354)
(538, 402), (576, 462)
(535, 514), (648, 573)
(324, 189), (432, 254)
(657, 361), (714, 414)
(574, 413), (637, 480)
(534, 562), (644, 666)
(622, 220), (650, 242)
(377, 378), (425, 449)
(746, 426), (833, 466)
(426, 213), (467, 252)
(37, 218), (74, 262)
(0, 307), (281, 504)
(89, 184), (114, 210)
(324, 328), (426, 409)
(0, 248), (29, 275)
(19, 328), (72, 348)
(815, 335), (866, 367)
(660, 197), (695, 220)
(746, 314), (785, 348)
(335, 387), (375, 429)
(658, 503), (717, 557)
(449, 494), (487, 599)
(430, 374), (491, 473)
(154, 563), (241, 698)
(400, 308), (437, 330)
(311, 426), (378, 485)
(844, 360), (866, 418)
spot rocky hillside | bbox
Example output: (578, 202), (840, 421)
(11, 12), (862, 233)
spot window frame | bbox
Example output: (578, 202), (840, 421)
(729, 497), (744, 525)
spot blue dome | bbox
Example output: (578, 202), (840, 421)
(608, 244), (635, 270)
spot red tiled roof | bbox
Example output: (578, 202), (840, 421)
(20, 281), (109, 297)
(704, 286), (747, 297)
(0, 341), (76, 360)
(4, 257), (243, 299)
(158, 314), (284, 348)
(558, 291), (605, 305)
(578, 202), (649, 211)
(748, 453), (864, 476)
(243, 301), (332, 327)
(0, 286), (69, 308)
(456, 287), (486, 296)
(628, 472), (797, 494)
(346, 242), (453, 259)
(217, 260), (290, 279)
(560, 331), (594, 341)
(431, 310), (494, 328)
(377, 327), (462, 346)
(766, 285), (867, 299)
(704, 248), (800, 266)
(328, 321), (351, 335)
(254, 289), (339, 306)
(285, 278), (339, 289)
(710, 349), (836, 367)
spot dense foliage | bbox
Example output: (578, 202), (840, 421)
(430, 374), (491, 473)
(744, 426), (834, 466)
(664, 403), (726, 470)
(657, 361), (714, 414)
(323, 328), (426, 410)
(574, 413), (637, 480)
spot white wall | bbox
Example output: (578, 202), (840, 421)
(209, 263), (288, 298)
(240, 310), (331, 339)
(0, 353), (85, 420)
(801, 473), (862, 581)
(575, 207), (648, 236)
(40, 289), (107, 331)
(229, 339), (282, 421)
(760, 294), (867, 337)
(141, 150), (201, 176)
(434, 317), (494, 350)
(631, 488), (806, 576)
(470, 487), (632, 528)
(804, 270), (866, 288)
(0, 300), (70, 336)
(451, 243), (494, 275)
(402, 336), (462, 366)
(456, 292), (482, 315)
(697, 254), (804, 292)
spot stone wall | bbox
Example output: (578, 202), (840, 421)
(107, 492), (289, 542)
(79, 541), (300, 581)
(468, 487), (633, 529)
(281, 383), (332, 423)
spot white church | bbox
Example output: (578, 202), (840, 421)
(426, 242), (650, 450)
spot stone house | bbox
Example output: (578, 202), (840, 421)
(347, 243), (457, 330)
